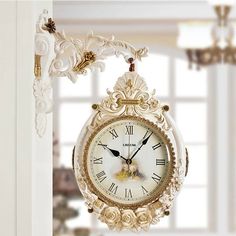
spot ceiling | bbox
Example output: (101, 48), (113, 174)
(53, 1), (236, 47)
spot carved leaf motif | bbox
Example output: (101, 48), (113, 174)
(50, 31), (148, 82)
(34, 11), (55, 137)
(89, 72), (170, 131)
(35, 113), (47, 138)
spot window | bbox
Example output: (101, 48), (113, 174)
(53, 51), (210, 232)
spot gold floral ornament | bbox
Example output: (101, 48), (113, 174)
(135, 208), (152, 231)
(99, 206), (154, 231)
(99, 207), (121, 230)
(121, 209), (137, 229)
(73, 51), (96, 74)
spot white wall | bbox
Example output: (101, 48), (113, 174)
(0, 1), (52, 236)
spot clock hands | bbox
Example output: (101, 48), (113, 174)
(98, 142), (127, 161)
(130, 132), (153, 161)
(98, 130), (153, 165)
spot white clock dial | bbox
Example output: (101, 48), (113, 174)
(84, 116), (172, 207)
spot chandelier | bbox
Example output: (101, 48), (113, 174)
(177, 0), (236, 69)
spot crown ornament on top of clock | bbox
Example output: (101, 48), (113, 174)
(33, 10), (148, 137)
(90, 71), (170, 131)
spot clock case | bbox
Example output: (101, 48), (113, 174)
(73, 71), (188, 231)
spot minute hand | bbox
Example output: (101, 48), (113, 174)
(130, 132), (153, 161)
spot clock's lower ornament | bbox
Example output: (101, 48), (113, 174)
(73, 71), (188, 231)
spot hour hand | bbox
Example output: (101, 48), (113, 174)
(98, 142), (127, 161)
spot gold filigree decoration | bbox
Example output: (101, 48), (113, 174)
(73, 51), (96, 74)
(89, 71), (170, 131)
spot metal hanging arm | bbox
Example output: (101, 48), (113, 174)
(33, 10), (149, 137)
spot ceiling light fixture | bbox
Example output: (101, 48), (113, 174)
(178, 0), (236, 69)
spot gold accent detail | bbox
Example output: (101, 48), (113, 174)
(185, 148), (189, 177)
(34, 54), (41, 78)
(93, 199), (105, 211)
(89, 72), (170, 131)
(82, 115), (176, 210)
(117, 98), (143, 106)
(92, 104), (99, 110)
(73, 51), (96, 74)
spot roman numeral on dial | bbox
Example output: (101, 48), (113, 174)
(152, 143), (161, 150)
(96, 171), (107, 183)
(125, 125), (133, 135)
(152, 173), (161, 184)
(141, 185), (148, 195)
(156, 159), (166, 165)
(125, 188), (133, 198)
(108, 183), (118, 194)
(109, 129), (118, 139)
(93, 157), (103, 164)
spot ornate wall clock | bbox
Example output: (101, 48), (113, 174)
(34, 11), (188, 232)
(73, 67), (188, 231)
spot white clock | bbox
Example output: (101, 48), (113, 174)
(73, 71), (188, 231)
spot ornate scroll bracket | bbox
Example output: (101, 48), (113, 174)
(33, 10), (149, 137)
(34, 10), (56, 137)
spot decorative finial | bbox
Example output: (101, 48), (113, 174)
(44, 18), (56, 33)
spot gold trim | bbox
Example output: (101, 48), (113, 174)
(117, 98), (143, 106)
(81, 115), (176, 210)
(34, 54), (41, 78)
(73, 51), (96, 74)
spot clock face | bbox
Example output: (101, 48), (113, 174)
(83, 116), (173, 207)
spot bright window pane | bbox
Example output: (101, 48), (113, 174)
(176, 188), (208, 228)
(184, 145), (207, 186)
(60, 145), (74, 168)
(59, 73), (92, 97)
(176, 103), (207, 143)
(60, 103), (91, 143)
(67, 199), (92, 228)
(176, 59), (207, 97)
(99, 56), (128, 96)
(137, 54), (169, 97)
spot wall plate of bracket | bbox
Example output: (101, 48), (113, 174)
(33, 10), (149, 137)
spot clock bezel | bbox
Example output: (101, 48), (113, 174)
(82, 115), (176, 209)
